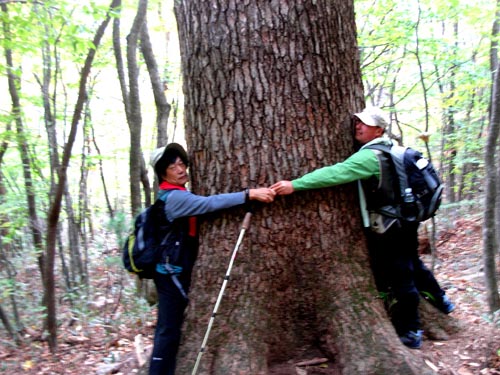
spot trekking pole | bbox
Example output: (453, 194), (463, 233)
(191, 211), (252, 375)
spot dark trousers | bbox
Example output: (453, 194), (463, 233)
(149, 273), (189, 375)
(366, 222), (445, 335)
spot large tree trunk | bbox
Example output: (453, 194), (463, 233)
(174, 1), (438, 373)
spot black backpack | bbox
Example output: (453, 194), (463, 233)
(122, 193), (173, 279)
(367, 143), (444, 222)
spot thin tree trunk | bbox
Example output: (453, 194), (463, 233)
(0, 235), (23, 345)
(65, 188), (84, 284)
(1, 2), (46, 285)
(445, 22), (459, 204)
(140, 19), (170, 198)
(78, 103), (92, 286)
(113, 0), (131, 123)
(44, 0), (120, 351)
(497, 151), (500, 255)
(492, 0), (500, 254)
(0, 301), (20, 344)
(484, 70), (500, 313)
(88, 112), (114, 219)
(112, 0), (150, 214)
(140, 20), (171, 147)
(126, 0), (148, 215)
(0, 64), (22, 343)
(56, 235), (73, 305)
(483, 0), (500, 313)
(114, 0), (164, 302)
(414, 3), (440, 273)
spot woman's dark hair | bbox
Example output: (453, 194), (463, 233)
(154, 146), (189, 180)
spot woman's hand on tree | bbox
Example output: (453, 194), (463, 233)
(249, 188), (276, 203)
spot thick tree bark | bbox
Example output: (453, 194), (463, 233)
(174, 1), (438, 374)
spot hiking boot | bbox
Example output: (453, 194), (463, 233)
(399, 330), (423, 349)
(438, 295), (455, 314)
(426, 294), (456, 314)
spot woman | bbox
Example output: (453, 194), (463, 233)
(148, 142), (275, 375)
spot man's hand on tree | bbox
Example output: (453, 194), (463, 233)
(270, 181), (294, 195)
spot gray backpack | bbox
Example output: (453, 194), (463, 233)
(366, 144), (443, 222)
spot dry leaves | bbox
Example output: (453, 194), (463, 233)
(1, 217), (500, 374)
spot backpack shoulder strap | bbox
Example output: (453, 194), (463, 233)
(154, 190), (175, 244)
(365, 143), (391, 154)
(388, 145), (409, 197)
(366, 143), (409, 197)
(157, 189), (173, 203)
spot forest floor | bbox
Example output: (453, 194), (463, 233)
(1, 216), (500, 374)
(408, 216), (500, 375)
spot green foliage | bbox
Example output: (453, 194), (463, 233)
(481, 309), (500, 328)
(120, 282), (155, 321)
(0, 0), (185, 351)
(163, 61), (181, 87)
(0, 278), (15, 299)
(104, 254), (123, 268)
(355, 0), (492, 203)
(0, 0), (493, 351)
(0, 244), (48, 332)
(378, 291), (397, 312)
(106, 209), (131, 249)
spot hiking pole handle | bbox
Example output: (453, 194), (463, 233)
(242, 211), (252, 230)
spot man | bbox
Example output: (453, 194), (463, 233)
(271, 107), (454, 349)
(149, 143), (275, 375)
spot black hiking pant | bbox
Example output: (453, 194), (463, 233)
(149, 272), (189, 375)
(365, 221), (445, 336)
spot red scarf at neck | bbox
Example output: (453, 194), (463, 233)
(159, 181), (197, 237)
(159, 181), (186, 191)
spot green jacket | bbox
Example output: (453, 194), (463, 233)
(291, 137), (393, 228)
(292, 148), (380, 191)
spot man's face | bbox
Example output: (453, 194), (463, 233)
(164, 157), (189, 186)
(354, 119), (383, 145)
